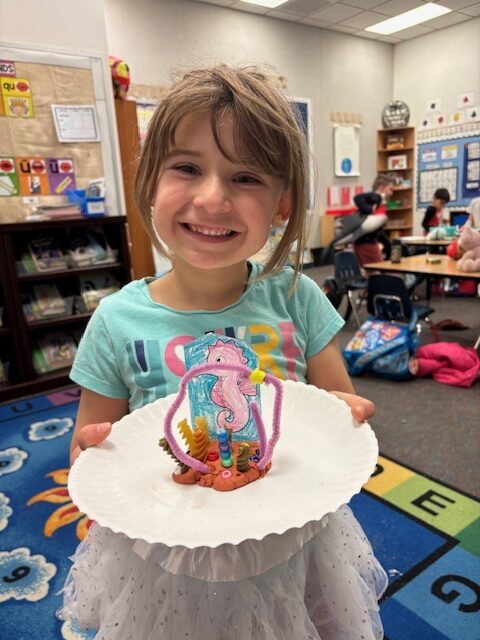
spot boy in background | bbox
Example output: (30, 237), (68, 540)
(421, 187), (450, 235)
(353, 174), (395, 266)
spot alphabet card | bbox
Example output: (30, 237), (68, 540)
(47, 158), (76, 195)
(0, 157), (19, 197)
(0, 77), (34, 118)
(419, 116), (434, 130)
(457, 92), (475, 108)
(16, 157), (50, 196)
(465, 106), (480, 123)
(434, 113), (447, 127)
(426, 99), (442, 113)
(448, 109), (465, 126)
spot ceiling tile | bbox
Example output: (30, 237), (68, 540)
(354, 29), (389, 38)
(342, 0), (388, 8)
(310, 3), (363, 21)
(278, 0), (333, 16)
(298, 16), (335, 26)
(373, 0), (424, 17)
(438, 0), (480, 9)
(194, 0), (236, 6)
(328, 23), (359, 32)
(379, 34), (404, 42)
(425, 11), (472, 28)
(340, 9), (390, 28)
(459, 3), (480, 17)
(395, 23), (437, 39)
(266, 8), (302, 20)
(230, 1), (269, 14)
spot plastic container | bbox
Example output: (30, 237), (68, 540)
(391, 238), (403, 263)
(67, 189), (105, 217)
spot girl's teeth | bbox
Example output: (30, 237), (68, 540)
(189, 224), (232, 237)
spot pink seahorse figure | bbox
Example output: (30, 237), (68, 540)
(207, 340), (257, 431)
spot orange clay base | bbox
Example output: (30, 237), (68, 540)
(172, 440), (271, 492)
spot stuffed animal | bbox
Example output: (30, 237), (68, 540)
(457, 225), (480, 272)
(108, 55), (130, 99)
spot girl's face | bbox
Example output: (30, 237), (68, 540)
(151, 111), (291, 272)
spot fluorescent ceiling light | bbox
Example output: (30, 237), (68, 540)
(365, 3), (451, 35)
(240, 0), (288, 8)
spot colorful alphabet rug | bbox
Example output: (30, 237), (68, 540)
(0, 387), (478, 639)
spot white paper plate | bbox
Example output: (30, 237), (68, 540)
(69, 381), (378, 548)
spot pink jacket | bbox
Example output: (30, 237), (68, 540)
(415, 342), (480, 387)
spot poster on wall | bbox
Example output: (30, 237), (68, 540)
(0, 157), (19, 196)
(51, 104), (100, 142)
(135, 100), (157, 148)
(334, 124), (360, 177)
(0, 76), (34, 118)
(291, 98), (314, 210)
(464, 140), (480, 197)
(417, 134), (480, 208)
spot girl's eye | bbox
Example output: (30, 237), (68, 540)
(174, 164), (199, 175)
(234, 174), (262, 185)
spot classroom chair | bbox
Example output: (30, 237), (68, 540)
(334, 250), (368, 327)
(367, 274), (435, 336)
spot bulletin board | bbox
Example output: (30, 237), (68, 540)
(417, 133), (480, 209)
(0, 45), (124, 222)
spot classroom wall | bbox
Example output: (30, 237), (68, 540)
(0, 0), (109, 56)
(102, 0), (394, 247)
(394, 18), (480, 234)
(7, 1), (474, 246)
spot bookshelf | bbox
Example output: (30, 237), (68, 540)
(0, 216), (132, 402)
(377, 126), (415, 237)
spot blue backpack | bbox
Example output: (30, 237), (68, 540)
(343, 313), (420, 381)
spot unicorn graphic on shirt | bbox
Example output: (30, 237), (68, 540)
(206, 340), (257, 431)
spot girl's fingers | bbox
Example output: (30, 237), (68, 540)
(77, 422), (112, 452)
(330, 391), (375, 423)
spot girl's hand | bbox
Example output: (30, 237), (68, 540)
(330, 391), (375, 423)
(71, 422), (112, 464)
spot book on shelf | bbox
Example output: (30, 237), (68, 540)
(33, 203), (82, 218)
(385, 134), (405, 150)
(387, 154), (408, 170)
(0, 359), (7, 383)
(29, 237), (69, 271)
(67, 228), (117, 267)
(33, 283), (69, 317)
(32, 331), (77, 374)
(79, 273), (120, 311)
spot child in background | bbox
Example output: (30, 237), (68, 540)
(58, 65), (387, 639)
(353, 174), (395, 266)
(421, 187), (450, 235)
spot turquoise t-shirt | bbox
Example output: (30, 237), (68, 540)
(70, 263), (344, 410)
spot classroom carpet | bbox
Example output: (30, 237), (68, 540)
(0, 387), (478, 640)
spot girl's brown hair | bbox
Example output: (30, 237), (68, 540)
(134, 64), (310, 279)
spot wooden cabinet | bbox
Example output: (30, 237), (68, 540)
(377, 126), (415, 237)
(115, 99), (155, 279)
(0, 216), (131, 402)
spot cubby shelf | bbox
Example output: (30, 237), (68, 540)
(0, 215), (132, 402)
(377, 126), (415, 237)
(18, 262), (124, 282)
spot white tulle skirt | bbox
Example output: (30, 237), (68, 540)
(58, 505), (387, 640)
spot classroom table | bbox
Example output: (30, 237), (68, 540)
(363, 254), (480, 301)
(400, 236), (452, 247)
(400, 236), (452, 255)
